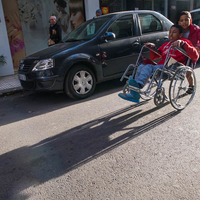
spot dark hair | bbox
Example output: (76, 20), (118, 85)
(69, 0), (84, 14)
(54, 0), (66, 8)
(179, 11), (192, 20)
(96, 9), (102, 15)
(171, 24), (183, 34)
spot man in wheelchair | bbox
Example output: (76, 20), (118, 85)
(126, 24), (199, 102)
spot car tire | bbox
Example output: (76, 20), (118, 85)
(64, 65), (96, 99)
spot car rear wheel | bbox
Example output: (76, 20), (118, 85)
(64, 65), (96, 99)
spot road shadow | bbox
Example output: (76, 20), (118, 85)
(0, 78), (126, 126)
(0, 102), (180, 199)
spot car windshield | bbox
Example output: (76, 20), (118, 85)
(64, 15), (113, 42)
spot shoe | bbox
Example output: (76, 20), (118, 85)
(118, 93), (140, 103)
(129, 79), (140, 101)
(138, 83), (144, 89)
(186, 86), (194, 94)
(118, 79), (140, 103)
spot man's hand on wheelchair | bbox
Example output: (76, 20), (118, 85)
(171, 40), (185, 48)
(145, 42), (156, 48)
(195, 46), (200, 53)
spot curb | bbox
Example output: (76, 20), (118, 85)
(0, 87), (24, 97)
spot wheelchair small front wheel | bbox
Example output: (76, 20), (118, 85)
(169, 66), (196, 110)
(140, 81), (157, 101)
(154, 87), (165, 107)
(123, 82), (130, 96)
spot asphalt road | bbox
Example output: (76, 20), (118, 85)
(0, 68), (200, 200)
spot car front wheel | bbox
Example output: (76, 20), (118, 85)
(64, 65), (96, 99)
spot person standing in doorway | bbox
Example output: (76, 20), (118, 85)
(95, 9), (102, 17)
(48, 16), (62, 46)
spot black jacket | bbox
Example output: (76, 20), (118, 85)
(49, 23), (62, 44)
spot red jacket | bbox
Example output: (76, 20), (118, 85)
(150, 38), (199, 64)
(188, 24), (200, 48)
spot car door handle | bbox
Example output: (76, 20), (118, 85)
(132, 41), (140, 47)
(164, 36), (168, 40)
(156, 39), (160, 42)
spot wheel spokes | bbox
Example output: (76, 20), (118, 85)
(73, 70), (93, 95)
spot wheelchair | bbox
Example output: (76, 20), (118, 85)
(119, 44), (197, 110)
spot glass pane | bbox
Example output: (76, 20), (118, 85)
(100, 0), (126, 13)
(138, 14), (163, 34)
(191, 11), (200, 26)
(144, 0), (152, 10)
(108, 15), (134, 39)
(64, 15), (113, 41)
(154, 0), (165, 15)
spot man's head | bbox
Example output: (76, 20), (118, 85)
(178, 11), (192, 31)
(96, 9), (102, 17)
(169, 24), (183, 42)
(49, 16), (57, 25)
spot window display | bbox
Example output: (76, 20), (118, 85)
(2, 0), (85, 70)
(2, 0), (26, 72)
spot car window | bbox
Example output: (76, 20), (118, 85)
(191, 11), (200, 26)
(138, 14), (163, 34)
(64, 15), (113, 42)
(107, 15), (135, 39)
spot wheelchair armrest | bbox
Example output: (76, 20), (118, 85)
(142, 57), (157, 65)
(146, 46), (161, 57)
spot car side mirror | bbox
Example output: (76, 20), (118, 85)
(102, 32), (116, 42)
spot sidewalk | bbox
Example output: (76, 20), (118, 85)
(0, 73), (23, 96)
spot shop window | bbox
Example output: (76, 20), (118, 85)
(138, 14), (162, 34)
(107, 15), (134, 39)
(100, 0), (126, 13)
(191, 10), (200, 26)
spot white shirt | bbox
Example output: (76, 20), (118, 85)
(183, 30), (190, 39)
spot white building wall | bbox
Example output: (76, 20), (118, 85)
(84, 0), (100, 20)
(0, 0), (14, 76)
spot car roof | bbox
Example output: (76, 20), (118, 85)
(93, 10), (172, 26)
(190, 8), (200, 13)
(95, 10), (172, 24)
(98, 10), (166, 17)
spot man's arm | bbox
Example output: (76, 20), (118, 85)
(49, 27), (53, 40)
(49, 25), (62, 43)
(172, 39), (199, 62)
(195, 28), (200, 52)
(144, 42), (162, 60)
(57, 25), (62, 42)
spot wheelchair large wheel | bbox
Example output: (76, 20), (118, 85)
(169, 66), (196, 110)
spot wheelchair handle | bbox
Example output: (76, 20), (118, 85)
(173, 46), (190, 58)
(136, 44), (192, 68)
(164, 45), (191, 67)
